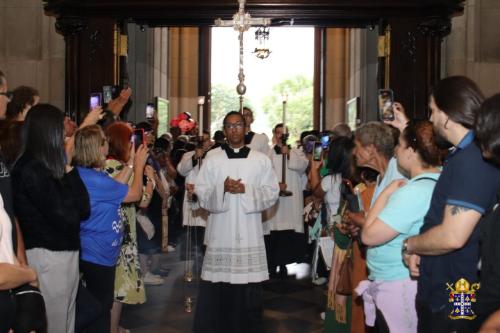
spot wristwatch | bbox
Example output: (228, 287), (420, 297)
(402, 238), (412, 255)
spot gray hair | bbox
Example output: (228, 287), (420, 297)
(332, 122), (353, 139)
(355, 121), (395, 159)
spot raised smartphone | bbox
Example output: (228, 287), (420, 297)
(90, 92), (102, 109)
(313, 142), (323, 161)
(378, 89), (395, 121)
(133, 128), (145, 150)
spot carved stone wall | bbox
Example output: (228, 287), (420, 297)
(0, 0), (65, 110)
(443, 0), (500, 97)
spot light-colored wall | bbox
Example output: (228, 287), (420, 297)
(347, 28), (378, 124)
(0, 0), (65, 110)
(127, 25), (168, 124)
(323, 28), (378, 131)
(443, 0), (500, 97)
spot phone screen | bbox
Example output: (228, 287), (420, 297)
(378, 89), (394, 121)
(146, 104), (155, 119)
(313, 142), (323, 161)
(90, 93), (102, 109)
(133, 129), (144, 150)
(102, 86), (113, 104)
(321, 135), (330, 149)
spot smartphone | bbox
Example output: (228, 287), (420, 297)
(305, 140), (315, 154)
(378, 89), (395, 121)
(146, 103), (155, 119)
(102, 86), (113, 104)
(313, 142), (323, 161)
(133, 128), (145, 150)
(90, 93), (102, 109)
(321, 135), (330, 149)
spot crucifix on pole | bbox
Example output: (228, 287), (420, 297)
(215, 0), (271, 112)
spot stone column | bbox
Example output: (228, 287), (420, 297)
(0, 0), (65, 110)
(168, 27), (199, 121)
(324, 28), (349, 130)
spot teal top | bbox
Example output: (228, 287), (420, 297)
(367, 172), (440, 281)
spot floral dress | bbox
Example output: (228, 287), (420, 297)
(105, 159), (146, 304)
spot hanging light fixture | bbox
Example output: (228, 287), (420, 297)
(253, 26), (271, 59)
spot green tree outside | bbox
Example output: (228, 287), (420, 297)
(210, 83), (254, 134)
(210, 75), (313, 145)
(262, 74), (313, 145)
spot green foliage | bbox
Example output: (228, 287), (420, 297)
(210, 75), (313, 144)
(210, 84), (253, 133)
(262, 75), (313, 145)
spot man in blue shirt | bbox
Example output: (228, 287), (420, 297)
(403, 76), (500, 333)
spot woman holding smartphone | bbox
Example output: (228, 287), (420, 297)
(105, 122), (155, 333)
(12, 104), (90, 333)
(309, 136), (356, 333)
(73, 124), (148, 332)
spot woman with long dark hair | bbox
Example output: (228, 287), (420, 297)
(309, 136), (356, 333)
(12, 104), (90, 333)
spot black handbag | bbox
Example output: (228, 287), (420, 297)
(12, 284), (47, 333)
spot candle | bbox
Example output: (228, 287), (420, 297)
(282, 93), (288, 134)
(198, 96), (205, 137)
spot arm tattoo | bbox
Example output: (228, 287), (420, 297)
(450, 205), (471, 216)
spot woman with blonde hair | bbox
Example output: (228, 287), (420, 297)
(73, 124), (148, 332)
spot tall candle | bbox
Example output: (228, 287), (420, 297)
(282, 93), (288, 134)
(198, 96), (205, 137)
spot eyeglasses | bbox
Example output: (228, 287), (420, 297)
(0, 91), (13, 102)
(224, 122), (245, 130)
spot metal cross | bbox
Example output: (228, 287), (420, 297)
(215, 0), (271, 112)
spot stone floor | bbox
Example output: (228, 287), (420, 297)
(121, 239), (326, 333)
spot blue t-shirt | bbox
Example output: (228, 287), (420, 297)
(367, 173), (439, 281)
(417, 131), (500, 312)
(77, 167), (128, 266)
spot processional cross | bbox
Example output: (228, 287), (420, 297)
(215, 0), (271, 112)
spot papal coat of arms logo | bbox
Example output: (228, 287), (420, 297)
(447, 278), (480, 320)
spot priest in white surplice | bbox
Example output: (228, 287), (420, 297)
(263, 123), (309, 278)
(242, 107), (271, 155)
(192, 111), (279, 333)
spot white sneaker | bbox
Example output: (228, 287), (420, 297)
(143, 272), (164, 285)
(167, 245), (176, 252)
(312, 277), (327, 286)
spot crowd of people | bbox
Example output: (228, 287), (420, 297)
(1, 69), (500, 333)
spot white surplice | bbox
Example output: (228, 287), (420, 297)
(262, 146), (309, 234)
(246, 132), (271, 156)
(177, 150), (208, 227)
(195, 146), (279, 284)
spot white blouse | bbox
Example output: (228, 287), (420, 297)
(0, 193), (15, 264)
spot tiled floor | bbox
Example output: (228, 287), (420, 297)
(121, 241), (326, 333)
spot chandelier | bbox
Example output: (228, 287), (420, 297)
(253, 26), (271, 59)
